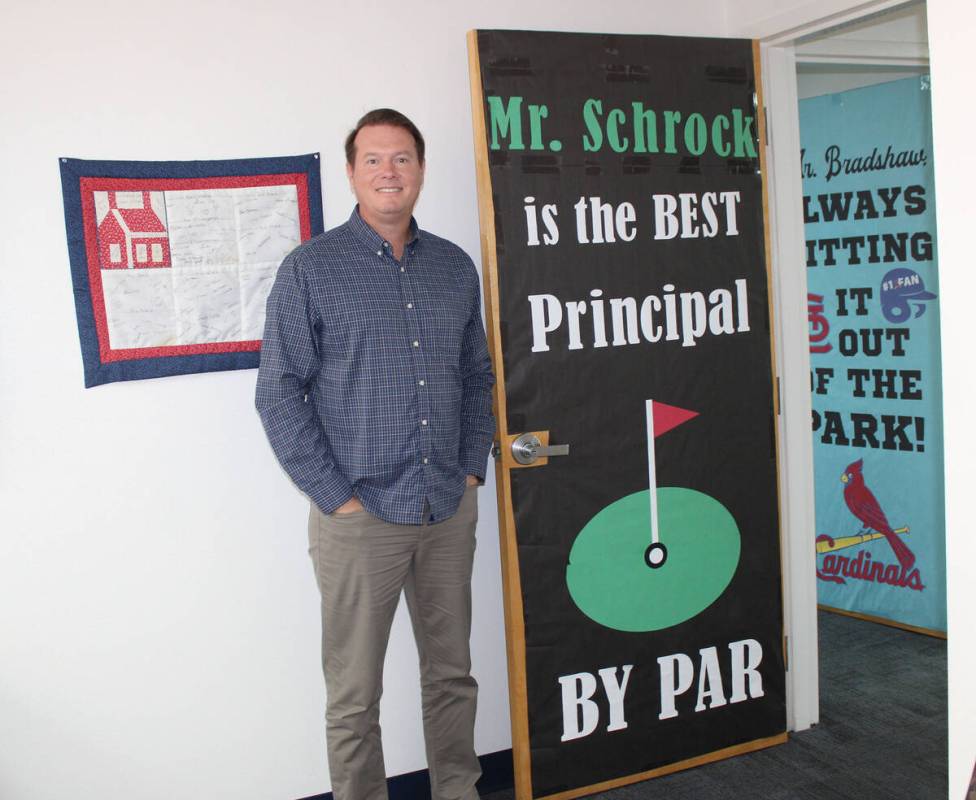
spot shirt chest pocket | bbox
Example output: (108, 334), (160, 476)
(318, 288), (406, 363)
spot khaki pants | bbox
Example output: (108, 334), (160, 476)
(308, 486), (482, 800)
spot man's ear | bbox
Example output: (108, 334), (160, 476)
(345, 161), (354, 189)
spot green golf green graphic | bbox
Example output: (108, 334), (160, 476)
(566, 401), (741, 632)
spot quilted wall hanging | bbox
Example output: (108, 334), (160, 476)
(59, 153), (323, 387)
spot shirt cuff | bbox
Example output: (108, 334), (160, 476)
(460, 441), (493, 483)
(307, 472), (355, 515)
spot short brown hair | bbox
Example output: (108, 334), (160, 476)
(345, 108), (425, 165)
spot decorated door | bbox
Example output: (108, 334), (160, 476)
(468, 30), (787, 799)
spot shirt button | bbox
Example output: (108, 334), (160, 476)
(383, 241), (390, 248)
(412, 340), (419, 347)
(376, 250), (382, 257)
(421, 419), (428, 426)
(407, 302), (413, 309)
(423, 457), (429, 464)
(400, 267), (405, 273)
(418, 379), (425, 386)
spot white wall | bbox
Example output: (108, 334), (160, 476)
(0, 2), (732, 799)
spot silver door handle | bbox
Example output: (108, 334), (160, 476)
(511, 433), (570, 465)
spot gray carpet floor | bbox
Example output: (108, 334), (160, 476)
(484, 610), (947, 800)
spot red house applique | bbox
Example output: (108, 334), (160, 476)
(96, 191), (171, 269)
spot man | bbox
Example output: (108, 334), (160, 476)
(255, 108), (495, 800)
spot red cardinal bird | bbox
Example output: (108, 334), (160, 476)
(841, 458), (915, 571)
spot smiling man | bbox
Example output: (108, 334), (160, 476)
(255, 108), (495, 800)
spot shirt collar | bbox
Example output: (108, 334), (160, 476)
(347, 206), (421, 257)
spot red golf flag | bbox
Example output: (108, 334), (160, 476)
(651, 401), (698, 438)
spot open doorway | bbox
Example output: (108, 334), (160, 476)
(765, 1), (947, 796)
(796, 2), (946, 635)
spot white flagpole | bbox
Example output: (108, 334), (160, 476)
(646, 399), (659, 545)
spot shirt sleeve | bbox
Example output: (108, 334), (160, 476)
(255, 251), (353, 514)
(457, 259), (497, 481)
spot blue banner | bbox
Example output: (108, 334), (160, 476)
(800, 76), (945, 632)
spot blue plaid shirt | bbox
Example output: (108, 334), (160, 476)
(255, 208), (495, 525)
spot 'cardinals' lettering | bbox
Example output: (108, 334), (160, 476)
(816, 545), (925, 592)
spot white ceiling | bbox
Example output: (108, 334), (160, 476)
(796, 1), (928, 64)
(795, 2), (928, 98)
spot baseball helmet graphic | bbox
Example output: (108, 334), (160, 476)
(880, 267), (937, 323)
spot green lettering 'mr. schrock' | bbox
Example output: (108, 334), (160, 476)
(485, 95), (758, 159)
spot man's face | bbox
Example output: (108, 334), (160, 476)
(346, 124), (425, 230)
